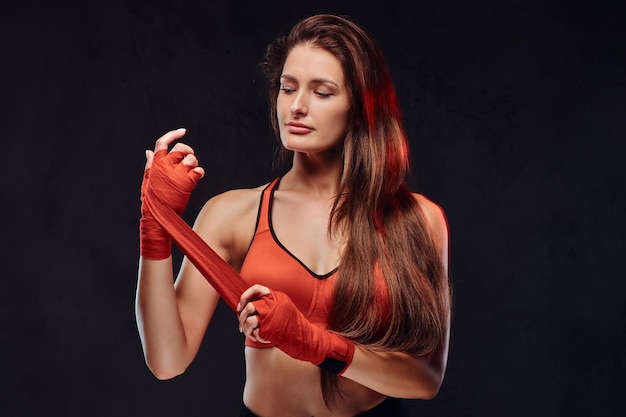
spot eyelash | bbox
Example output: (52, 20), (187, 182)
(280, 87), (332, 98)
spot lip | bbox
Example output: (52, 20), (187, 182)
(286, 121), (313, 134)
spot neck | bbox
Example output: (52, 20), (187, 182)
(283, 149), (343, 198)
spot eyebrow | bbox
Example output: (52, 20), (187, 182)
(280, 74), (340, 88)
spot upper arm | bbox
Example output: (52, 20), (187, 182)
(414, 194), (452, 367)
(172, 188), (263, 356)
(414, 194), (449, 275)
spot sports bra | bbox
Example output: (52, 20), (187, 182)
(239, 177), (390, 348)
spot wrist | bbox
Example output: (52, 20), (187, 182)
(139, 216), (172, 260)
(317, 332), (355, 375)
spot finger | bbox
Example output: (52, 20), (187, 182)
(171, 142), (195, 155)
(173, 154), (204, 182)
(167, 144), (195, 166)
(144, 149), (154, 170)
(252, 328), (271, 344)
(178, 154), (205, 180)
(167, 150), (186, 165)
(190, 167), (205, 181)
(181, 153), (198, 168)
(237, 284), (271, 312)
(241, 314), (259, 340)
(238, 302), (258, 330)
(154, 128), (187, 152)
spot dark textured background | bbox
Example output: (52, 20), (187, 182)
(1, 1), (624, 416)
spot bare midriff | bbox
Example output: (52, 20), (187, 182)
(243, 347), (386, 417)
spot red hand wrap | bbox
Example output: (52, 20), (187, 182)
(140, 150), (197, 259)
(140, 167), (171, 259)
(253, 290), (355, 375)
(140, 149), (248, 311)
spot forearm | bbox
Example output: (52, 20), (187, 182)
(135, 256), (191, 379)
(341, 345), (447, 399)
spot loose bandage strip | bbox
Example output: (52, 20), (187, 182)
(143, 152), (247, 312)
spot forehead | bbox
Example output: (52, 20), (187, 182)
(282, 43), (344, 84)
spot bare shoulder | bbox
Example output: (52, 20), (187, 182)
(412, 193), (449, 256)
(412, 193), (447, 233)
(192, 182), (269, 268)
(197, 183), (267, 222)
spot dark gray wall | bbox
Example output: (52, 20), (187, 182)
(1, 0), (624, 416)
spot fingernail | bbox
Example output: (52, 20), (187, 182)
(177, 127), (186, 132)
(236, 303), (241, 312)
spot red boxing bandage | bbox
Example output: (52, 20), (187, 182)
(141, 149), (249, 311)
(253, 290), (355, 375)
(140, 169), (170, 259)
(140, 150), (200, 259)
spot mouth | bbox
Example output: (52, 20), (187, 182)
(286, 121), (313, 134)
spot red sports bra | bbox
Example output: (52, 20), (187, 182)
(240, 178), (336, 339)
(239, 177), (390, 348)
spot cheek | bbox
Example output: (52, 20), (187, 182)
(326, 108), (349, 138)
(276, 97), (286, 123)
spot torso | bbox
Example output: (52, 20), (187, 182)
(194, 167), (446, 415)
(235, 177), (388, 416)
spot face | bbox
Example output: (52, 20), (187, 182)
(277, 43), (350, 155)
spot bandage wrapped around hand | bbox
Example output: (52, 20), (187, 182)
(140, 150), (202, 260)
(252, 290), (355, 375)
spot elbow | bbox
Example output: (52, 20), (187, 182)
(415, 376), (443, 400)
(417, 383), (441, 400)
(408, 352), (448, 400)
(151, 367), (184, 381)
(145, 357), (186, 381)
(406, 373), (444, 400)
(384, 372), (443, 400)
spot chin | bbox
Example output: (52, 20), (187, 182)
(281, 137), (341, 155)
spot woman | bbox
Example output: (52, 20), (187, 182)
(136, 13), (451, 417)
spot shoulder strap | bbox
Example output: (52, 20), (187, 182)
(255, 177), (281, 232)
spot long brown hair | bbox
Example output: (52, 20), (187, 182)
(260, 13), (451, 405)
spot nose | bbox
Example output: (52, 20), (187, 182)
(290, 91), (308, 117)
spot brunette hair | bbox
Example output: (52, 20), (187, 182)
(260, 13), (451, 405)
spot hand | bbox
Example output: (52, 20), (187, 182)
(142, 128), (205, 215)
(139, 128), (205, 260)
(144, 128), (205, 180)
(236, 284), (356, 374)
(237, 284), (272, 344)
